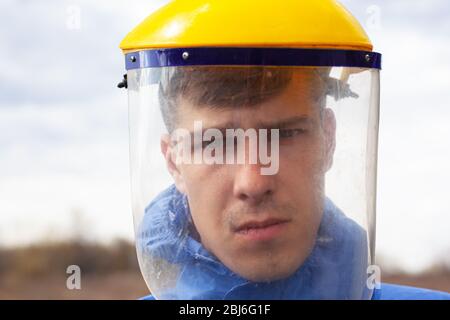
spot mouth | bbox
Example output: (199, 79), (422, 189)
(234, 218), (290, 242)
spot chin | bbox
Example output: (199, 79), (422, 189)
(234, 261), (302, 283)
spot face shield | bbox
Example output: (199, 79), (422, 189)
(123, 48), (381, 299)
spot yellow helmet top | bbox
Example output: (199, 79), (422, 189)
(120, 0), (373, 53)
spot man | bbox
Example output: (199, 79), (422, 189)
(120, 0), (450, 300)
(160, 67), (335, 283)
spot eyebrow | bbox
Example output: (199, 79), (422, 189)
(257, 116), (314, 129)
(195, 116), (314, 133)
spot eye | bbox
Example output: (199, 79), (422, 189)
(201, 136), (225, 149)
(279, 129), (306, 139)
(202, 139), (213, 148)
(200, 137), (216, 149)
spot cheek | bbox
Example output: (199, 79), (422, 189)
(280, 140), (326, 176)
(278, 144), (327, 200)
(181, 164), (233, 197)
(181, 165), (232, 234)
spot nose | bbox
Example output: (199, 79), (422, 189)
(233, 162), (275, 203)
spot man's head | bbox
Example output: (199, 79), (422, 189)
(160, 66), (336, 282)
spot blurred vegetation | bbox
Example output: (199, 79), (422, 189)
(0, 239), (138, 280)
(0, 239), (148, 299)
(0, 239), (449, 299)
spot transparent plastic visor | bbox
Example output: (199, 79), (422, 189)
(126, 65), (380, 299)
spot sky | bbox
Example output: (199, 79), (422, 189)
(0, 0), (449, 274)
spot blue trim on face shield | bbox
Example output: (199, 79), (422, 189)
(124, 48), (382, 70)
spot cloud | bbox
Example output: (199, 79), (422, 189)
(0, 0), (449, 273)
(0, 0), (168, 105)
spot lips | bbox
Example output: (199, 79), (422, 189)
(234, 218), (290, 242)
(235, 218), (289, 233)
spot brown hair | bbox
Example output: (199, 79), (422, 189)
(158, 66), (328, 132)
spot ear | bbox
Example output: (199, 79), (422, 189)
(322, 108), (336, 172)
(161, 134), (187, 194)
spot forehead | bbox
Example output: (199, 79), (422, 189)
(176, 70), (324, 130)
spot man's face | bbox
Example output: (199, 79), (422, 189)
(161, 71), (336, 282)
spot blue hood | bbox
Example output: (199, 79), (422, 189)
(137, 185), (370, 299)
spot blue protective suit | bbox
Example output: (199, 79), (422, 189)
(137, 185), (450, 300)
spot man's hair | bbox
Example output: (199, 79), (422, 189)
(158, 66), (329, 133)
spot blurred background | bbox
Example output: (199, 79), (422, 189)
(0, 0), (449, 299)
